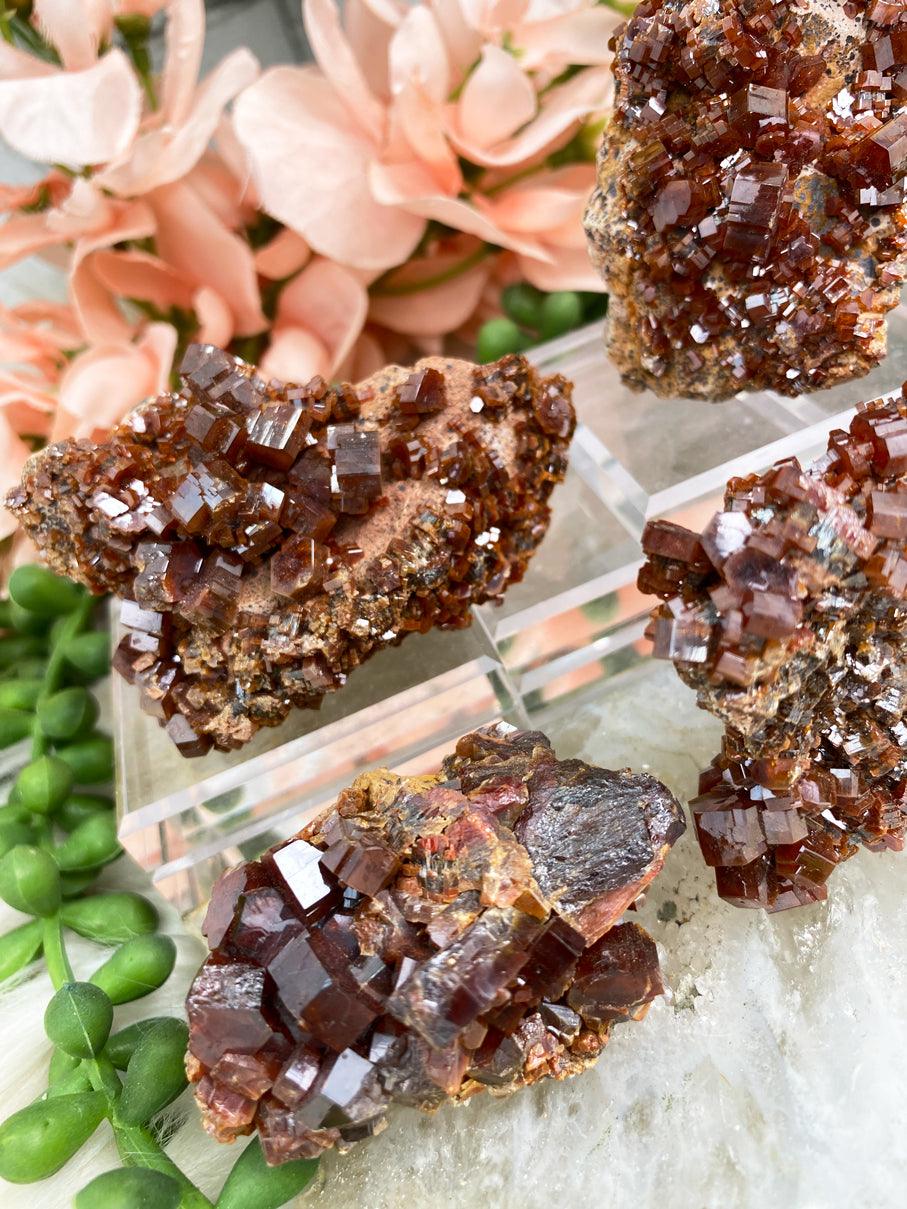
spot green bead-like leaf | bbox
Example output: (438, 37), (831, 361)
(45, 982), (113, 1059)
(0, 678), (44, 711)
(48, 1047), (82, 1085)
(8, 598), (49, 636)
(502, 282), (545, 330)
(0, 918), (43, 980)
(58, 792), (114, 833)
(61, 633), (109, 684)
(60, 870), (102, 898)
(8, 566), (84, 618)
(476, 317), (531, 364)
(14, 755), (74, 816)
(0, 1091), (107, 1183)
(538, 290), (584, 341)
(0, 635), (46, 670)
(0, 708), (33, 750)
(105, 1017), (177, 1070)
(12, 658), (48, 681)
(61, 892), (158, 944)
(217, 1136), (319, 1209)
(91, 934), (176, 1005)
(0, 844), (61, 916)
(118, 1017), (188, 1125)
(76, 1167), (182, 1209)
(56, 734), (114, 785)
(55, 813), (121, 872)
(0, 816), (35, 859)
(37, 687), (99, 741)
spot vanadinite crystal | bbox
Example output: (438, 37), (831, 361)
(638, 389), (907, 910)
(585, 0), (907, 400)
(185, 724), (685, 1162)
(6, 347), (574, 756)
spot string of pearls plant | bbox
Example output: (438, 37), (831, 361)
(0, 566), (318, 1208)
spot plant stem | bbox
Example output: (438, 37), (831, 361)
(41, 914), (73, 986)
(371, 243), (497, 297)
(31, 594), (94, 760)
(112, 1121), (215, 1209)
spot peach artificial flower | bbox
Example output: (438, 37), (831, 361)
(260, 256), (369, 384)
(52, 320), (177, 441)
(233, 0), (611, 279)
(0, 1), (264, 347)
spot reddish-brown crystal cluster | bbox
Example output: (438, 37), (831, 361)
(6, 346), (574, 756)
(639, 391), (907, 910)
(185, 724), (684, 1162)
(585, 0), (907, 400)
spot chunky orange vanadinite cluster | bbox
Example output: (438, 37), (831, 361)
(186, 726), (684, 1163)
(586, 0), (907, 399)
(7, 346), (574, 757)
(639, 389), (907, 910)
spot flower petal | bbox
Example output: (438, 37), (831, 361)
(89, 249), (195, 310)
(457, 45), (536, 149)
(276, 258), (368, 372)
(32, 0), (110, 71)
(97, 47), (260, 196)
(389, 6), (450, 104)
(55, 322), (177, 441)
(193, 286), (234, 347)
(0, 211), (66, 270)
(233, 66), (424, 272)
(149, 180), (266, 336)
(254, 228), (311, 280)
(447, 64), (609, 167)
(516, 6), (623, 71)
(159, 0), (205, 127)
(430, 0), (483, 78)
(304, 0), (385, 140)
(478, 165), (595, 234)
(184, 151), (257, 230)
(369, 246), (490, 336)
(519, 244), (605, 292)
(0, 49), (142, 167)
(260, 327), (331, 385)
(370, 160), (551, 260)
(67, 191), (156, 342)
(390, 82), (462, 196)
(0, 414), (33, 539)
(345, 0), (401, 100)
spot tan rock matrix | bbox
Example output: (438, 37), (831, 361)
(7, 345), (575, 756)
(639, 388), (907, 910)
(585, 0), (907, 401)
(186, 724), (685, 1163)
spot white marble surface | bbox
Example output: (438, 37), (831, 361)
(3, 662), (905, 1208)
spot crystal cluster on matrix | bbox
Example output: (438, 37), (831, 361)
(6, 346), (575, 757)
(638, 389), (907, 910)
(584, 0), (907, 400)
(185, 724), (685, 1163)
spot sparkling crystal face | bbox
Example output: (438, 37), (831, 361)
(185, 726), (684, 1165)
(585, 0), (907, 399)
(7, 347), (576, 757)
(640, 392), (907, 911)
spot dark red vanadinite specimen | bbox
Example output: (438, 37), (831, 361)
(7, 348), (575, 756)
(585, 0), (907, 399)
(639, 389), (907, 910)
(185, 724), (685, 1163)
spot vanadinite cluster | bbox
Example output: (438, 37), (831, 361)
(185, 724), (684, 1162)
(7, 346), (574, 756)
(639, 391), (907, 910)
(585, 0), (907, 400)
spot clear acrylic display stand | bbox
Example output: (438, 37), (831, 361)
(114, 307), (907, 916)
